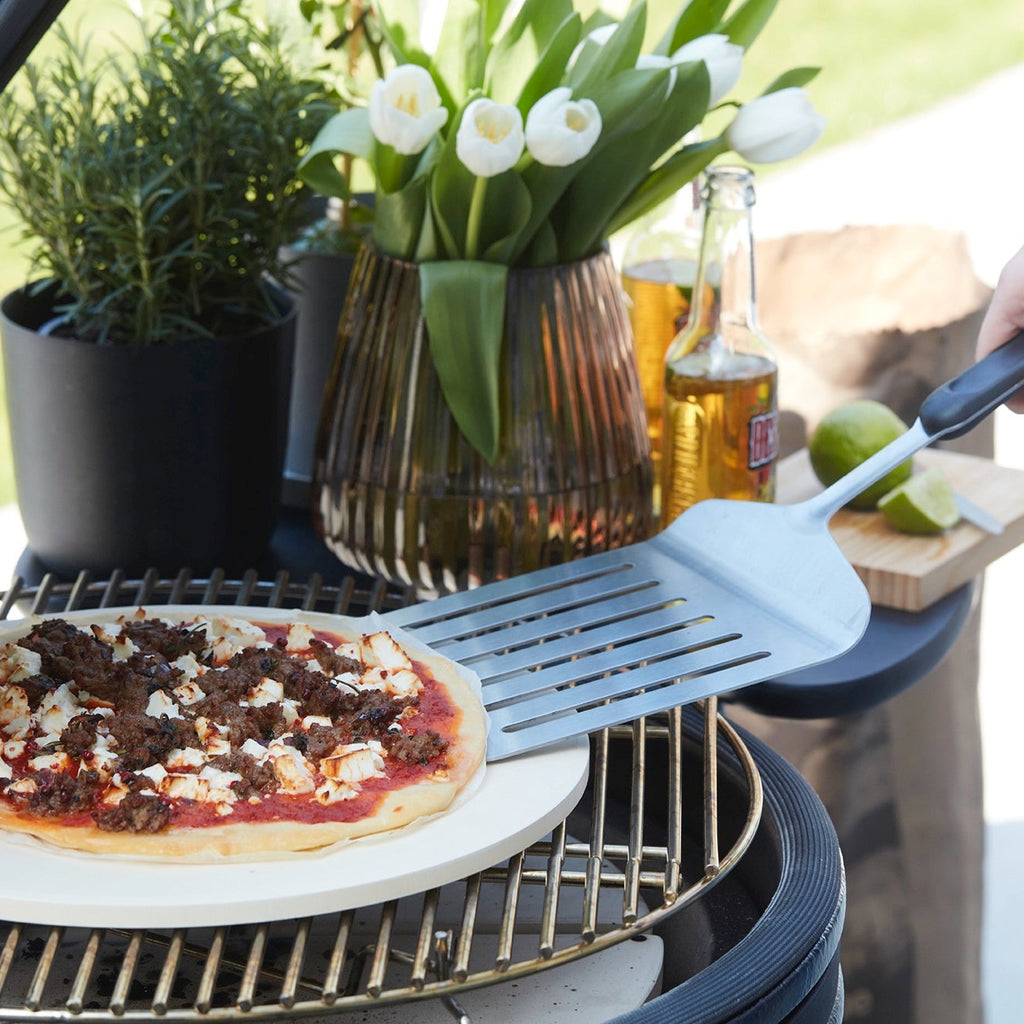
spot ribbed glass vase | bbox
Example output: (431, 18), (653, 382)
(313, 243), (653, 596)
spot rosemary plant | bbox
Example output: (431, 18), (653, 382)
(0, 0), (330, 344)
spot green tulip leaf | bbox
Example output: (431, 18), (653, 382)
(568, 3), (646, 92)
(723, 0), (782, 49)
(512, 13), (582, 114)
(485, 0), (575, 104)
(297, 109), (374, 199)
(655, 0), (730, 55)
(761, 66), (822, 93)
(374, 182), (429, 261)
(606, 136), (728, 236)
(420, 259), (509, 463)
(432, 0), (489, 102)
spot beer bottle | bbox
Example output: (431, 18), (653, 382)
(621, 182), (703, 517)
(660, 166), (778, 526)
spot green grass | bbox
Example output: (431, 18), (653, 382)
(1, 0), (1023, 510)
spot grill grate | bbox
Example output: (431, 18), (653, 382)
(0, 570), (764, 1020)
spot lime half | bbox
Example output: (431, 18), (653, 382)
(878, 468), (960, 535)
(808, 400), (913, 509)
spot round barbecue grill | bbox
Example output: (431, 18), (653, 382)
(0, 569), (845, 1024)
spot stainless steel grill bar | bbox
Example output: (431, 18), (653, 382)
(0, 571), (764, 1020)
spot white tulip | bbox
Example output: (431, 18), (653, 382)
(524, 88), (602, 167)
(456, 98), (525, 177)
(727, 87), (827, 163)
(671, 33), (744, 106)
(368, 64), (449, 156)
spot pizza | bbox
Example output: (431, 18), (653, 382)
(0, 607), (487, 858)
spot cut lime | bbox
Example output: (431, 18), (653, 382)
(878, 468), (960, 534)
(808, 399), (913, 509)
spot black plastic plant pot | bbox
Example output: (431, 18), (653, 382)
(0, 281), (296, 576)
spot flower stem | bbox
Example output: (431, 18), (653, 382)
(465, 176), (488, 260)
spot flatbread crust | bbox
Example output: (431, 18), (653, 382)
(0, 609), (487, 859)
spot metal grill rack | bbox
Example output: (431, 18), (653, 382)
(0, 571), (764, 1020)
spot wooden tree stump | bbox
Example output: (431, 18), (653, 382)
(756, 224), (994, 458)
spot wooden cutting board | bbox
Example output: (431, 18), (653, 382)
(776, 447), (1024, 612)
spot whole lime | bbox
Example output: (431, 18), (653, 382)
(808, 400), (913, 509)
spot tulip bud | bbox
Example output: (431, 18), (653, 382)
(525, 88), (602, 168)
(456, 99), (525, 178)
(671, 33), (744, 106)
(727, 87), (827, 163)
(368, 64), (449, 156)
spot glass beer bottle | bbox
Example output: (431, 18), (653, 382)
(621, 181), (703, 515)
(660, 166), (778, 526)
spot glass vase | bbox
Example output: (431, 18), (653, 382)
(313, 243), (654, 596)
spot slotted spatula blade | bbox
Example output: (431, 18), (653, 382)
(385, 332), (1024, 761)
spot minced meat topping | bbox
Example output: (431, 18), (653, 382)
(0, 611), (450, 834)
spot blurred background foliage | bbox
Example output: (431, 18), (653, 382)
(0, 0), (1022, 508)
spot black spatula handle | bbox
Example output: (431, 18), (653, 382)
(919, 331), (1024, 439)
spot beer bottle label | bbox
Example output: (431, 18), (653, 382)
(747, 410), (778, 470)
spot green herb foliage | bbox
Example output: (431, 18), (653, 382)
(0, 0), (330, 344)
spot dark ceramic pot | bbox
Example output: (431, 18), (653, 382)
(0, 282), (296, 576)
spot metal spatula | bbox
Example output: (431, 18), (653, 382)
(385, 332), (1024, 761)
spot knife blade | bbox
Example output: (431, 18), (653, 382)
(955, 492), (1003, 534)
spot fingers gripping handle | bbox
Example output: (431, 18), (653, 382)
(919, 331), (1024, 440)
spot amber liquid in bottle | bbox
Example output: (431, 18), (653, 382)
(621, 261), (696, 460)
(662, 353), (777, 522)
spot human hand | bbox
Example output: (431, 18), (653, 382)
(976, 243), (1024, 412)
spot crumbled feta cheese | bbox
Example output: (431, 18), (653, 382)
(172, 678), (205, 705)
(314, 778), (360, 805)
(266, 740), (315, 794)
(165, 746), (206, 770)
(320, 743), (385, 784)
(0, 757), (12, 780)
(199, 764), (242, 793)
(329, 671), (360, 691)
(3, 737), (25, 759)
(194, 716), (231, 756)
(85, 733), (118, 779)
(88, 624), (138, 661)
(7, 778), (36, 795)
(29, 750), (74, 773)
(301, 715), (333, 731)
(138, 763), (169, 786)
(39, 683), (82, 736)
(159, 773), (208, 802)
(101, 773), (130, 806)
(0, 684), (30, 728)
(239, 738), (269, 762)
(285, 622), (315, 653)
(0, 643), (41, 684)
(171, 653), (205, 683)
(145, 689), (182, 720)
(246, 677), (284, 707)
(363, 631), (413, 672)
(334, 641), (362, 662)
(199, 616), (269, 663)
(358, 666), (422, 697)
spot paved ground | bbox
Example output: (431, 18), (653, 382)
(1, 61), (1024, 1021)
